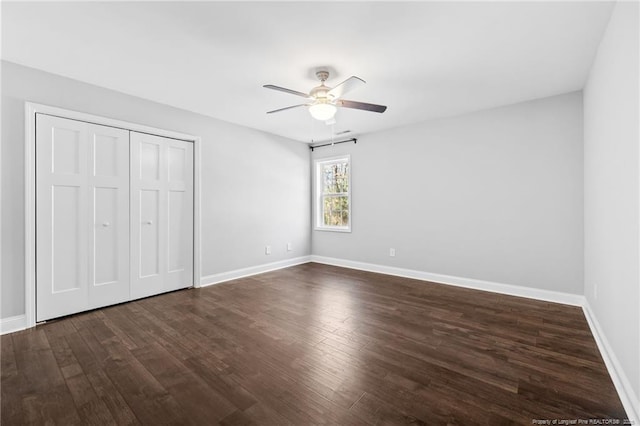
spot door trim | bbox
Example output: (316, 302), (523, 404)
(25, 102), (202, 328)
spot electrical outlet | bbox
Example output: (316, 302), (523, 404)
(287, 242), (293, 252)
(389, 248), (396, 257)
(265, 245), (271, 255)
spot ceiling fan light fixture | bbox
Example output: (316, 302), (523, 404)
(309, 102), (337, 121)
(264, 70), (386, 119)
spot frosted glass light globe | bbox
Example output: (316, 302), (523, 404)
(309, 103), (337, 121)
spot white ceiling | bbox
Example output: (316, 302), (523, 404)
(2, 1), (614, 143)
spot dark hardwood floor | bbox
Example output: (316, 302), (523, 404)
(1, 263), (628, 425)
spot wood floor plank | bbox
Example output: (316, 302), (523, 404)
(103, 356), (190, 425)
(1, 263), (629, 425)
(11, 328), (84, 425)
(85, 369), (141, 426)
(65, 372), (119, 425)
(43, 324), (119, 425)
(1, 334), (25, 425)
(131, 342), (237, 423)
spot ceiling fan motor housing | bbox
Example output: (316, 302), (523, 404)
(311, 70), (331, 100)
(310, 85), (330, 101)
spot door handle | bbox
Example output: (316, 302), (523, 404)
(146, 220), (153, 225)
(102, 222), (110, 227)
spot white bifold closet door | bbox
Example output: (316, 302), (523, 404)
(130, 132), (194, 300)
(36, 114), (130, 321)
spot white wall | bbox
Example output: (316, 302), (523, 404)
(312, 92), (584, 295)
(1, 60), (311, 319)
(584, 0), (640, 413)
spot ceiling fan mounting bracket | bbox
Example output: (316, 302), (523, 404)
(315, 70), (330, 82)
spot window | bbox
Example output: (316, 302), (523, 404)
(315, 155), (351, 232)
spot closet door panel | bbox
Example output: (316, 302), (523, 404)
(130, 133), (166, 299)
(88, 126), (130, 309)
(36, 115), (90, 321)
(36, 114), (130, 321)
(168, 190), (185, 272)
(51, 184), (84, 293)
(166, 141), (193, 291)
(140, 189), (160, 277)
(52, 126), (81, 174)
(94, 134), (118, 177)
(93, 187), (118, 284)
(130, 132), (193, 299)
(140, 142), (161, 180)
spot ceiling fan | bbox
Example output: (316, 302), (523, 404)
(264, 70), (387, 121)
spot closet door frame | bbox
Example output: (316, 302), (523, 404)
(25, 102), (202, 329)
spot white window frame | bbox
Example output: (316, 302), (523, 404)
(314, 155), (351, 232)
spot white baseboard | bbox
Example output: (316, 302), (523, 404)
(199, 255), (312, 287)
(582, 301), (639, 424)
(1, 314), (27, 335)
(310, 255), (584, 306)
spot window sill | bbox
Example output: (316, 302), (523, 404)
(314, 227), (352, 233)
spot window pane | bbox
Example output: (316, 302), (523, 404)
(341, 210), (349, 226)
(331, 197), (341, 211)
(325, 210), (340, 226)
(321, 195), (349, 227)
(323, 167), (336, 193)
(323, 197), (331, 226)
(334, 214), (342, 226)
(336, 178), (348, 193)
(322, 196), (335, 226)
(336, 196), (348, 212)
(322, 161), (349, 194)
(335, 163), (348, 192)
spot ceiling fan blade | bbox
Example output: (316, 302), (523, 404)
(263, 84), (311, 99)
(266, 104), (309, 114)
(337, 99), (387, 113)
(327, 76), (365, 99)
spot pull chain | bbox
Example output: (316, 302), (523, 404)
(331, 121), (335, 146)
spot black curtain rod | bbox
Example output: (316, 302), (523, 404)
(309, 138), (357, 151)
